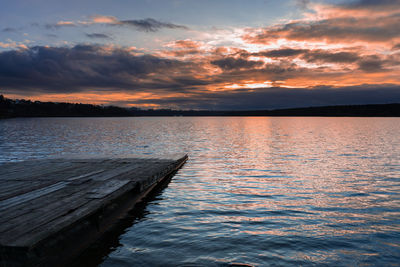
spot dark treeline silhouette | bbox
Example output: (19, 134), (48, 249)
(0, 95), (131, 118)
(130, 104), (400, 117)
(1, 95), (400, 118)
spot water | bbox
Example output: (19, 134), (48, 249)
(1, 117), (400, 266)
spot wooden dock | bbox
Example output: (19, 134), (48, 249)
(0, 154), (188, 266)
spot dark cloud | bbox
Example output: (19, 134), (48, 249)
(0, 45), (196, 93)
(249, 48), (399, 72)
(117, 18), (188, 32)
(358, 55), (385, 72)
(255, 48), (306, 58)
(110, 84), (400, 110)
(208, 62), (304, 86)
(211, 57), (264, 70)
(392, 43), (400, 50)
(41, 17), (187, 32)
(251, 48), (360, 63)
(85, 33), (112, 39)
(2, 27), (18, 33)
(301, 50), (360, 63)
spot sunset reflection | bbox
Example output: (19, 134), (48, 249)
(167, 117), (400, 245)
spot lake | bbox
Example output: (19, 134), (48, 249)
(0, 117), (399, 266)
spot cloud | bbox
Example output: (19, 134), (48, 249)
(0, 45), (204, 94)
(303, 50), (360, 63)
(41, 16), (189, 32)
(89, 15), (188, 32)
(1, 42), (398, 102)
(255, 48), (306, 58)
(244, 1), (400, 44)
(162, 49), (200, 57)
(211, 57), (264, 70)
(245, 16), (400, 44)
(357, 55), (385, 72)
(0, 41), (27, 49)
(2, 27), (18, 33)
(342, 0), (400, 9)
(161, 39), (205, 57)
(254, 48), (360, 63)
(85, 33), (112, 39)
(118, 18), (188, 32)
(91, 15), (118, 24)
(392, 43), (400, 50)
(45, 21), (76, 30)
(168, 40), (201, 49)
(109, 84), (400, 110)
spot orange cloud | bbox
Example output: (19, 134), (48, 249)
(0, 41), (28, 49)
(56, 21), (75, 26)
(165, 39), (202, 49)
(90, 15), (118, 24)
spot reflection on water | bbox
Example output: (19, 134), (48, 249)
(1, 117), (399, 266)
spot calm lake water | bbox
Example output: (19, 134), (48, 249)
(1, 117), (400, 266)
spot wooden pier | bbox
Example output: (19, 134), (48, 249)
(0, 154), (188, 266)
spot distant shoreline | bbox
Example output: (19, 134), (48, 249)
(1, 95), (400, 118)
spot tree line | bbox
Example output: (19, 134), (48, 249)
(1, 95), (399, 118)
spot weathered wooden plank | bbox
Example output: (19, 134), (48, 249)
(86, 179), (131, 199)
(0, 161), (75, 180)
(67, 169), (105, 181)
(0, 181), (69, 211)
(0, 163), (109, 200)
(0, 181), (87, 225)
(0, 180), (60, 201)
(0, 180), (44, 194)
(1, 161), (106, 182)
(0, 190), (92, 238)
(88, 163), (142, 182)
(0, 179), (95, 229)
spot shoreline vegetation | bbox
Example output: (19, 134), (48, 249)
(1, 95), (400, 118)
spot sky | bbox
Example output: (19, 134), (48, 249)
(0, 0), (400, 110)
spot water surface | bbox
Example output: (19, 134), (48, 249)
(1, 117), (399, 266)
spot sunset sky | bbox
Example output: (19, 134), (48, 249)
(1, 0), (400, 109)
